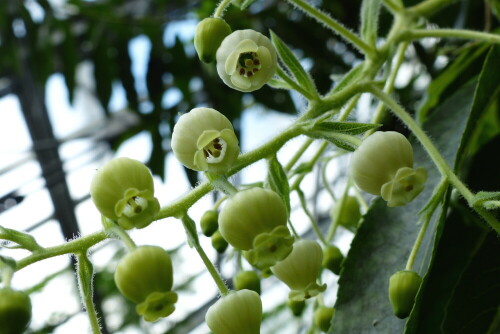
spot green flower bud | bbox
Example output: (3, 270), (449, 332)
(194, 18), (232, 63)
(314, 306), (335, 332)
(219, 188), (288, 250)
(114, 246), (177, 321)
(271, 240), (326, 301)
(171, 108), (239, 174)
(201, 210), (219, 237)
(205, 289), (262, 334)
(330, 196), (361, 232)
(322, 245), (344, 275)
(388, 270), (422, 319)
(287, 299), (306, 317)
(0, 288), (31, 334)
(233, 270), (261, 295)
(211, 230), (229, 253)
(350, 131), (427, 207)
(90, 157), (160, 230)
(243, 225), (294, 270)
(216, 29), (277, 92)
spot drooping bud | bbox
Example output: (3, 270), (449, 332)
(90, 157), (160, 230)
(194, 18), (232, 63)
(233, 270), (261, 295)
(0, 288), (31, 334)
(350, 131), (427, 207)
(114, 246), (177, 322)
(330, 196), (361, 232)
(322, 245), (344, 275)
(388, 270), (422, 319)
(171, 108), (240, 174)
(211, 230), (229, 253)
(205, 289), (262, 334)
(200, 210), (219, 237)
(271, 239), (326, 301)
(216, 29), (277, 92)
(287, 299), (306, 317)
(314, 306), (335, 332)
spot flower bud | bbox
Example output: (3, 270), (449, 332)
(287, 299), (306, 317)
(233, 270), (261, 295)
(216, 29), (277, 92)
(171, 108), (239, 174)
(0, 288), (31, 334)
(200, 210), (219, 237)
(114, 246), (177, 321)
(330, 196), (361, 232)
(90, 157), (160, 230)
(322, 245), (344, 275)
(206, 289), (262, 334)
(314, 306), (335, 332)
(211, 230), (229, 253)
(350, 131), (427, 207)
(194, 18), (232, 63)
(388, 270), (422, 319)
(271, 239), (326, 301)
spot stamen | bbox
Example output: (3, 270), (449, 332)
(122, 196), (148, 217)
(203, 137), (228, 164)
(235, 52), (262, 78)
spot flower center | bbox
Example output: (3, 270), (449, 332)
(203, 137), (227, 164)
(237, 52), (261, 78)
(123, 196), (148, 217)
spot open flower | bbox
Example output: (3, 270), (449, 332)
(90, 157), (160, 229)
(216, 29), (277, 92)
(350, 131), (427, 207)
(171, 108), (239, 174)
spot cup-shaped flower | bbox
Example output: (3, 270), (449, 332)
(388, 270), (422, 319)
(90, 157), (160, 230)
(330, 196), (361, 232)
(350, 131), (427, 207)
(0, 288), (31, 334)
(322, 245), (344, 275)
(234, 270), (261, 295)
(243, 225), (294, 270)
(114, 246), (177, 321)
(271, 239), (326, 301)
(205, 289), (262, 334)
(216, 29), (277, 92)
(194, 18), (232, 63)
(200, 210), (219, 237)
(219, 188), (289, 250)
(314, 306), (335, 332)
(171, 108), (239, 174)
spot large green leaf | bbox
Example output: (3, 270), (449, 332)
(330, 45), (500, 334)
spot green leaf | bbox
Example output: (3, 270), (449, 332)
(76, 253), (94, 298)
(270, 30), (317, 98)
(304, 130), (359, 152)
(181, 215), (199, 248)
(266, 156), (291, 217)
(360, 0), (381, 46)
(267, 78), (294, 90)
(331, 62), (364, 94)
(311, 121), (381, 135)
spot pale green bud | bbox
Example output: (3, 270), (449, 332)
(388, 270), (422, 319)
(287, 299), (306, 317)
(205, 289), (262, 334)
(211, 230), (229, 253)
(201, 210), (219, 237)
(194, 18), (232, 63)
(171, 108), (240, 174)
(314, 306), (335, 332)
(233, 270), (261, 295)
(0, 288), (31, 334)
(216, 29), (277, 92)
(322, 245), (344, 275)
(330, 196), (361, 232)
(350, 131), (427, 207)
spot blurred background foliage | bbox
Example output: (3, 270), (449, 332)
(0, 0), (499, 333)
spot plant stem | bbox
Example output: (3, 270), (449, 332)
(291, 141), (329, 190)
(194, 242), (230, 296)
(297, 188), (328, 246)
(285, 0), (376, 57)
(76, 253), (102, 334)
(277, 66), (316, 100)
(285, 137), (314, 172)
(402, 28), (500, 44)
(213, 0), (232, 18)
(405, 217), (430, 271)
(406, 0), (459, 18)
(206, 173), (239, 196)
(382, 0), (404, 13)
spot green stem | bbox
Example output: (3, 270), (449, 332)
(326, 181), (350, 242)
(402, 28), (500, 44)
(382, 0), (404, 13)
(15, 231), (108, 271)
(368, 85), (500, 234)
(213, 195), (228, 211)
(206, 173), (239, 196)
(297, 188), (328, 246)
(405, 217), (430, 271)
(213, 0), (232, 18)
(291, 141), (329, 190)
(288, 219), (300, 239)
(195, 243), (230, 296)
(406, 0), (459, 18)
(113, 228), (137, 251)
(277, 66), (316, 100)
(76, 253), (102, 334)
(285, 138), (314, 172)
(338, 94), (361, 121)
(285, 0), (376, 57)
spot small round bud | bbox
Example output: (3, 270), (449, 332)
(314, 306), (335, 332)
(0, 288), (31, 334)
(271, 239), (326, 300)
(330, 196), (361, 232)
(200, 210), (219, 237)
(171, 108), (239, 174)
(194, 18), (232, 63)
(206, 289), (262, 334)
(350, 131), (427, 207)
(287, 299), (306, 317)
(388, 270), (422, 319)
(322, 245), (344, 275)
(90, 157), (160, 230)
(114, 246), (177, 321)
(216, 29), (277, 92)
(211, 230), (229, 253)
(233, 270), (261, 295)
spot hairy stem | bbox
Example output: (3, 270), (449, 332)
(402, 28), (500, 44)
